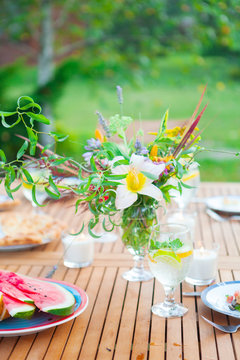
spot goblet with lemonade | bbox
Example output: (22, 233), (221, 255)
(148, 223), (193, 317)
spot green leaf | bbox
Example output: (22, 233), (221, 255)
(19, 102), (41, 112)
(45, 187), (60, 200)
(88, 221), (101, 239)
(27, 112), (50, 125)
(17, 141), (28, 160)
(102, 218), (114, 232)
(175, 161), (184, 179)
(0, 111), (17, 117)
(48, 175), (61, 196)
(1, 113), (21, 128)
(21, 168), (34, 183)
(49, 131), (69, 142)
(90, 156), (97, 171)
(102, 142), (128, 159)
(178, 181), (182, 196)
(26, 126), (38, 155)
(157, 109), (168, 138)
(75, 191), (97, 212)
(41, 143), (54, 153)
(112, 159), (129, 168)
(31, 185), (47, 207)
(6, 166), (16, 184)
(170, 238), (183, 252)
(69, 222), (85, 236)
(180, 181), (194, 189)
(102, 181), (122, 186)
(88, 202), (98, 215)
(50, 157), (72, 166)
(0, 149), (6, 163)
(10, 182), (22, 193)
(141, 171), (158, 181)
(105, 174), (126, 180)
(4, 179), (13, 199)
(17, 96), (34, 108)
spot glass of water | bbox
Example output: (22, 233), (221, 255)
(22, 165), (49, 209)
(170, 162), (200, 210)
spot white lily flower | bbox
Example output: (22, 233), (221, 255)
(111, 154), (165, 210)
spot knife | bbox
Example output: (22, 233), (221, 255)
(182, 291), (201, 297)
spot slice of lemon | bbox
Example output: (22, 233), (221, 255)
(148, 254), (157, 263)
(182, 171), (199, 182)
(152, 250), (182, 269)
(22, 182), (33, 189)
(177, 250), (193, 259)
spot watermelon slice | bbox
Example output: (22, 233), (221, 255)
(0, 271), (76, 316)
(0, 280), (34, 304)
(2, 292), (35, 319)
(0, 292), (10, 321)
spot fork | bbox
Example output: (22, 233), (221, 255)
(201, 315), (240, 333)
(206, 209), (240, 222)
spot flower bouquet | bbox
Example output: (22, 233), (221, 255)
(0, 87), (207, 281)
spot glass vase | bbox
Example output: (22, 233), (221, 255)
(120, 204), (157, 282)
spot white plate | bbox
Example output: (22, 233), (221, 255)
(0, 238), (52, 252)
(206, 195), (240, 214)
(0, 279), (88, 336)
(201, 281), (240, 318)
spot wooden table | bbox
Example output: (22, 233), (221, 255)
(0, 182), (240, 360)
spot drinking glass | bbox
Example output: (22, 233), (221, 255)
(148, 224), (193, 317)
(22, 166), (49, 209)
(121, 214), (156, 282)
(165, 209), (196, 241)
(172, 162), (200, 210)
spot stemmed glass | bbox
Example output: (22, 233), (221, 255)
(22, 166), (49, 210)
(173, 162), (200, 210)
(120, 216), (155, 282)
(148, 223), (193, 317)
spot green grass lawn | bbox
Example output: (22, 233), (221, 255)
(2, 54), (240, 181)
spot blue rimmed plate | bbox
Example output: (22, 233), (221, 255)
(201, 281), (240, 319)
(0, 279), (88, 337)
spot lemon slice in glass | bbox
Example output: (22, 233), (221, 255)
(182, 171), (199, 182)
(152, 249), (182, 269)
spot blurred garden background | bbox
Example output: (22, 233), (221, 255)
(0, 0), (240, 181)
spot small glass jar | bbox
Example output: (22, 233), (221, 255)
(62, 232), (95, 268)
(185, 242), (220, 286)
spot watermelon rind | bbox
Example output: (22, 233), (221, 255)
(2, 294), (35, 320)
(10, 304), (35, 319)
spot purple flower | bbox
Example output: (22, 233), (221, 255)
(116, 85), (123, 104)
(84, 138), (101, 151)
(83, 138), (102, 164)
(134, 139), (149, 155)
(82, 152), (93, 163)
(96, 111), (111, 138)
